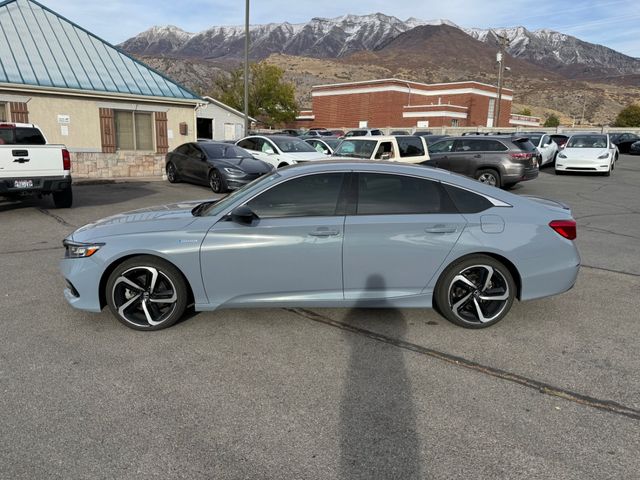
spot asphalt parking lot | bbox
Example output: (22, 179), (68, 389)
(1, 156), (639, 479)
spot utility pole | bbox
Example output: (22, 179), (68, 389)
(580, 95), (587, 125)
(494, 34), (509, 128)
(243, 0), (250, 136)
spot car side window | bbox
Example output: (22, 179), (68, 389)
(397, 137), (425, 157)
(356, 173), (456, 215)
(246, 173), (346, 218)
(374, 142), (394, 159)
(174, 144), (189, 155)
(455, 139), (487, 152)
(442, 184), (492, 213)
(261, 139), (276, 154)
(429, 139), (454, 153)
(483, 140), (508, 152)
(237, 138), (256, 150)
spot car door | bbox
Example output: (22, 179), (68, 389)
(250, 138), (281, 168)
(445, 139), (484, 177)
(425, 138), (455, 167)
(189, 143), (210, 184)
(200, 172), (348, 307)
(343, 172), (466, 300)
(180, 144), (203, 181)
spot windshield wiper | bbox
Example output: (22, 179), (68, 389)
(191, 200), (217, 217)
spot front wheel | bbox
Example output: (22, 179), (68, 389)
(434, 255), (516, 328)
(52, 185), (72, 208)
(166, 162), (180, 183)
(209, 169), (227, 193)
(475, 169), (501, 188)
(105, 256), (188, 331)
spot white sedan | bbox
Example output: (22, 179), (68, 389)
(555, 133), (618, 176)
(525, 133), (558, 166)
(236, 135), (325, 168)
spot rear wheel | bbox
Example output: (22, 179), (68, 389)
(434, 255), (516, 328)
(475, 169), (501, 188)
(166, 162), (179, 183)
(106, 256), (188, 331)
(52, 185), (72, 208)
(208, 169), (227, 193)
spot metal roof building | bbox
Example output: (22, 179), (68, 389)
(0, 0), (202, 177)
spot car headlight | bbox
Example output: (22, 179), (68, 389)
(558, 153), (567, 159)
(223, 167), (245, 176)
(597, 153), (609, 159)
(63, 240), (104, 258)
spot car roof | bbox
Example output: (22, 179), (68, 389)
(245, 135), (302, 141)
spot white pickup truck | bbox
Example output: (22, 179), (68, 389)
(0, 123), (72, 208)
(331, 135), (431, 163)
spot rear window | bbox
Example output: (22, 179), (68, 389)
(512, 138), (537, 152)
(397, 137), (425, 157)
(0, 127), (46, 145)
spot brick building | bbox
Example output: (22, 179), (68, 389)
(295, 78), (515, 129)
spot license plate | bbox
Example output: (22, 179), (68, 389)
(14, 179), (33, 188)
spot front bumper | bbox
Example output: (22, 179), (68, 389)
(0, 175), (71, 195)
(556, 157), (611, 172)
(60, 256), (104, 312)
(224, 172), (268, 190)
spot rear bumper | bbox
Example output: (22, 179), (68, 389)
(0, 175), (71, 195)
(503, 167), (539, 184)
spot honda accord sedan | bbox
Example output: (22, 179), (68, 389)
(60, 161), (580, 331)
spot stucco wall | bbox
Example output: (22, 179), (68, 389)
(197, 102), (246, 141)
(1, 89), (196, 152)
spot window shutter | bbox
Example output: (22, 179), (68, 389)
(155, 112), (169, 154)
(99, 108), (116, 153)
(10, 102), (29, 123)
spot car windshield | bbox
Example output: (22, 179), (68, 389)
(271, 137), (317, 153)
(527, 134), (542, 145)
(199, 172), (281, 217)
(513, 138), (537, 152)
(567, 135), (608, 148)
(201, 144), (252, 158)
(333, 139), (377, 158)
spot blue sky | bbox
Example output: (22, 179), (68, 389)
(49, 0), (640, 57)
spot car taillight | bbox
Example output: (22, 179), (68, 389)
(549, 220), (576, 240)
(509, 152), (532, 160)
(62, 149), (71, 171)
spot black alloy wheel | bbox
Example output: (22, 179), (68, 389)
(209, 169), (227, 193)
(166, 162), (179, 183)
(106, 256), (188, 331)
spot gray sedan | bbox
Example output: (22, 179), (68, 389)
(60, 161), (580, 330)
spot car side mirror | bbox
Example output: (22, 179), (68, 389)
(230, 205), (258, 225)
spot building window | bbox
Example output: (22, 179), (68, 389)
(114, 111), (154, 150)
(451, 119), (459, 127)
(0, 103), (6, 122)
(487, 98), (496, 127)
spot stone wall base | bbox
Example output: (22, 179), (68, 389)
(71, 152), (165, 179)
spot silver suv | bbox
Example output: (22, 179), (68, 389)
(424, 135), (540, 188)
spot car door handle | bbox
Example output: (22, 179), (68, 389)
(309, 228), (340, 237)
(425, 225), (457, 234)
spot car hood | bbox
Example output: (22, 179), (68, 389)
(561, 148), (609, 159)
(219, 156), (272, 173)
(69, 200), (210, 242)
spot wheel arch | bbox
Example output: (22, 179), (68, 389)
(436, 251), (522, 300)
(98, 253), (196, 309)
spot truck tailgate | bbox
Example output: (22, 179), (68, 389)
(0, 145), (66, 177)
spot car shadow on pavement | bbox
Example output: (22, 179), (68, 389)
(339, 274), (422, 479)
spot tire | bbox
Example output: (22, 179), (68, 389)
(105, 256), (188, 331)
(52, 185), (73, 208)
(555, 169), (564, 175)
(208, 169), (227, 193)
(475, 169), (501, 188)
(434, 255), (516, 329)
(166, 162), (180, 183)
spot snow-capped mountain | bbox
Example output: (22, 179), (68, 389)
(120, 13), (459, 59)
(465, 26), (640, 77)
(119, 14), (640, 78)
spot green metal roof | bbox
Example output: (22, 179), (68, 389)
(0, 0), (200, 101)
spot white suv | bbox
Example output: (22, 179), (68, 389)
(236, 135), (324, 168)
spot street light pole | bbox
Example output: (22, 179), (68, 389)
(243, 0), (250, 136)
(494, 35), (509, 128)
(580, 95), (587, 125)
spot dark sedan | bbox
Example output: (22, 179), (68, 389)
(630, 141), (640, 155)
(609, 132), (640, 154)
(165, 141), (273, 193)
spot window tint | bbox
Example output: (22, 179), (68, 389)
(567, 135), (607, 148)
(374, 142), (394, 159)
(428, 139), (454, 153)
(527, 134), (542, 146)
(442, 184), (492, 214)
(454, 139), (489, 152)
(371, 130), (383, 136)
(513, 138), (537, 152)
(271, 137), (316, 153)
(247, 173), (345, 218)
(174, 144), (190, 155)
(397, 137), (425, 157)
(0, 127), (47, 145)
(237, 138), (256, 150)
(356, 173), (455, 215)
